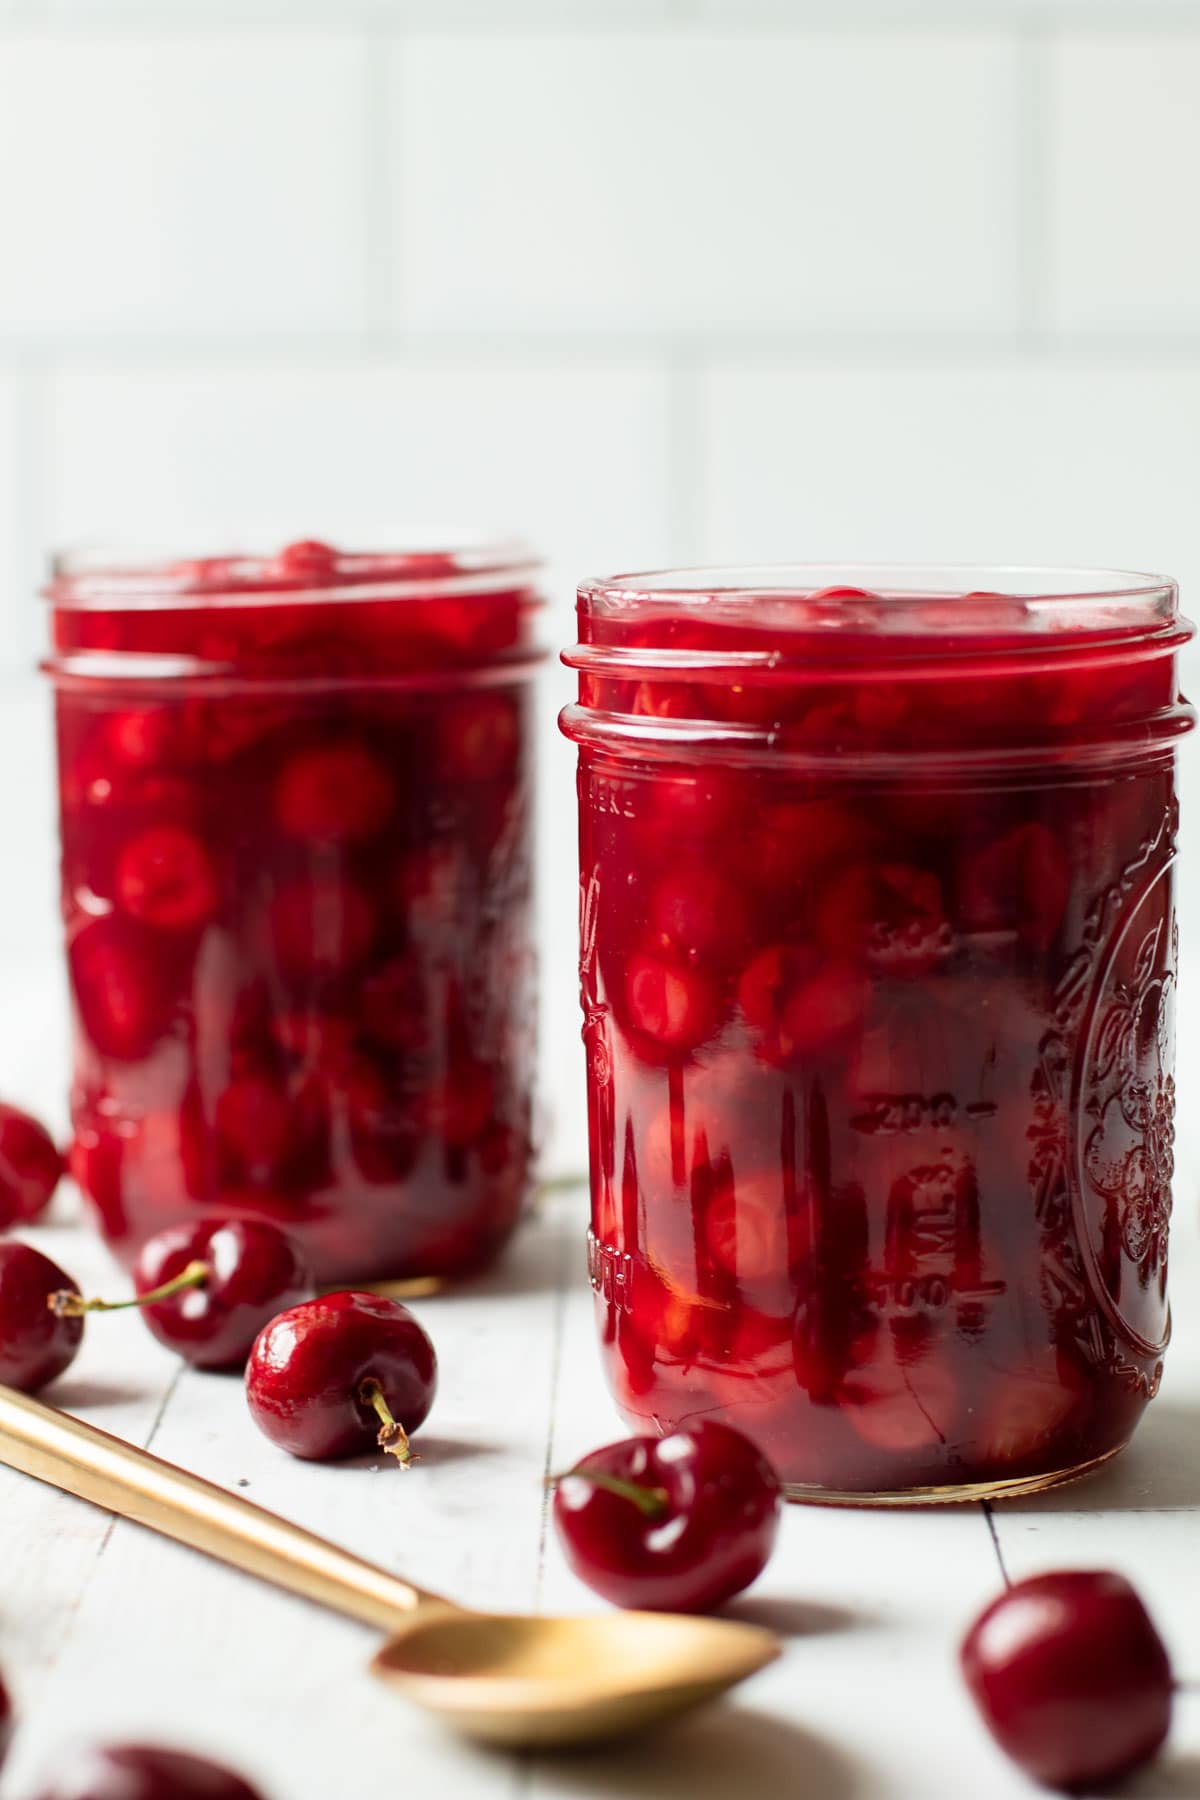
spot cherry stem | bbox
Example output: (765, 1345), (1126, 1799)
(49, 1259), (211, 1320)
(550, 1466), (670, 1520)
(358, 1378), (417, 1468)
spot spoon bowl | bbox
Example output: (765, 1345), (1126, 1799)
(372, 1607), (780, 1748)
(0, 1384), (781, 1751)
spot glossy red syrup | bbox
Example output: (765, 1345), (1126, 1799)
(562, 572), (1192, 1497)
(49, 541), (541, 1283)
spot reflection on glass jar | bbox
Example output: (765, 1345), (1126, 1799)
(561, 564), (1193, 1503)
(46, 538), (543, 1285)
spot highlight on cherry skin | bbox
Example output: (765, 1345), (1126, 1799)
(551, 1421), (783, 1614)
(0, 1240), (83, 1393)
(960, 1570), (1174, 1791)
(50, 1218), (313, 1371)
(31, 1742), (268, 1800)
(245, 1291), (437, 1465)
(0, 1101), (63, 1229)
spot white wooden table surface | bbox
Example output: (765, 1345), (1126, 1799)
(1, 1150), (1199, 1800)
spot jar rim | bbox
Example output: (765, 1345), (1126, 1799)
(578, 562), (1178, 620)
(46, 531), (542, 609)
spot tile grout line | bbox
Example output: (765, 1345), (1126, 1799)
(518, 1214), (573, 1800)
(11, 353), (51, 663)
(531, 1208), (573, 1616)
(1015, 10), (1054, 344)
(6, 3), (1200, 35)
(666, 349), (704, 563)
(981, 1500), (1012, 1589)
(19, 326), (1200, 367)
(363, 11), (397, 343)
(32, 1361), (186, 1691)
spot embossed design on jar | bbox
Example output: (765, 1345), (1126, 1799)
(578, 864), (609, 1082)
(1031, 802), (1178, 1367)
(1082, 912), (1176, 1277)
(587, 1228), (634, 1313)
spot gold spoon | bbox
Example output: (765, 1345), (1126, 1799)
(0, 1384), (779, 1750)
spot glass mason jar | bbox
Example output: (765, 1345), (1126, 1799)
(45, 537), (543, 1285)
(561, 565), (1193, 1503)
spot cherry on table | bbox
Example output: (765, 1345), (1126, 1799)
(0, 1102), (63, 1228)
(961, 1569), (1173, 1790)
(0, 1668), (11, 1773)
(32, 1742), (267, 1800)
(51, 1219), (313, 1371)
(0, 1240), (83, 1393)
(551, 1420), (782, 1614)
(245, 1291), (437, 1463)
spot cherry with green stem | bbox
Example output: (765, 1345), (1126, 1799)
(52, 1219), (312, 1371)
(358, 1375), (418, 1467)
(246, 1291), (437, 1464)
(551, 1421), (782, 1614)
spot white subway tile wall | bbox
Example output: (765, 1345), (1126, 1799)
(392, 32), (1023, 333)
(4, 0), (1200, 1171)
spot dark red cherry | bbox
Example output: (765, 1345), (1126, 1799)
(0, 1102), (63, 1228)
(0, 1669), (11, 1773)
(32, 1742), (266, 1800)
(0, 1241), (83, 1392)
(274, 537), (338, 584)
(274, 742), (395, 843)
(245, 1292), (437, 1464)
(68, 916), (171, 1061)
(552, 1421), (782, 1613)
(961, 1570), (1173, 1790)
(115, 825), (217, 931)
(53, 1219), (313, 1371)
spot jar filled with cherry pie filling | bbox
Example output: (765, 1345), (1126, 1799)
(561, 565), (1193, 1503)
(45, 537), (543, 1284)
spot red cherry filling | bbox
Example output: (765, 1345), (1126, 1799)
(268, 875), (375, 978)
(0, 1241), (83, 1392)
(624, 954), (720, 1052)
(115, 826), (217, 931)
(68, 916), (172, 1061)
(0, 1102), (63, 1228)
(32, 1743), (267, 1800)
(552, 1421), (782, 1614)
(437, 692), (520, 781)
(52, 1219), (313, 1371)
(274, 742), (395, 842)
(245, 1291), (437, 1463)
(215, 1074), (293, 1186)
(736, 943), (864, 1059)
(961, 1571), (1173, 1790)
(703, 1174), (788, 1283)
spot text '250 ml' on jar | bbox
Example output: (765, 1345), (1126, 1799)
(45, 537), (544, 1286)
(561, 564), (1193, 1503)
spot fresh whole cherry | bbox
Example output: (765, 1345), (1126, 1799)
(552, 1420), (782, 1613)
(245, 1292), (437, 1464)
(0, 1102), (63, 1228)
(0, 1668), (11, 1773)
(51, 1219), (313, 1371)
(31, 1742), (267, 1800)
(961, 1570), (1173, 1790)
(0, 1240), (83, 1392)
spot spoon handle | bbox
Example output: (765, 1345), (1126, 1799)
(0, 1383), (443, 1632)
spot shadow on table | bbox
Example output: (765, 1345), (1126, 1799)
(385, 1198), (585, 1308)
(994, 1401), (1200, 1515)
(526, 1706), (866, 1799)
(335, 1433), (500, 1475)
(1125, 1752), (1200, 1795)
(722, 1595), (876, 1639)
(50, 1376), (151, 1411)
